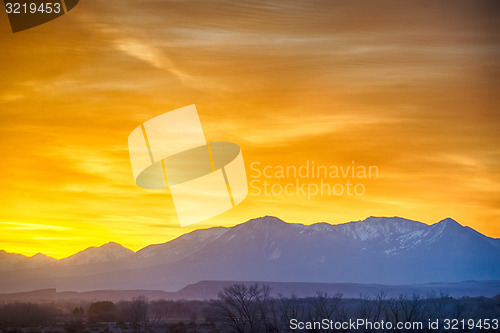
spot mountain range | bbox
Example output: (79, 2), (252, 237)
(0, 216), (499, 294)
(2, 280), (499, 301)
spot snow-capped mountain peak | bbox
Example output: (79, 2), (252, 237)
(335, 216), (427, 241)
(59, 242), (134, 265)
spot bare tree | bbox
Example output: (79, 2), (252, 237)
(277, 294), (304, 333)
(359, 294), (375, 332)
(309, 291), (343, 320)
(149, 299), (170, 328)
(216, 283), (274, 333)
(119, 296), (149, 332)
(305, 291), (343, 333)
(387, 293), (427, 333)
(374, 290), (388, 322)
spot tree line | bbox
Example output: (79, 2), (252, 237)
(0, 283), (498, 332)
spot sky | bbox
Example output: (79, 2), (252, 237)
(1, 0), (499, 258)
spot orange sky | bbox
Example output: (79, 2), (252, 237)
(1, 0), (499, 258)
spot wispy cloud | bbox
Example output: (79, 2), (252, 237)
(114, 38), (193, 84)
(0, 222), (71, 231)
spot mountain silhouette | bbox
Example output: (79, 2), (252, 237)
(0, 216), (498, 293)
